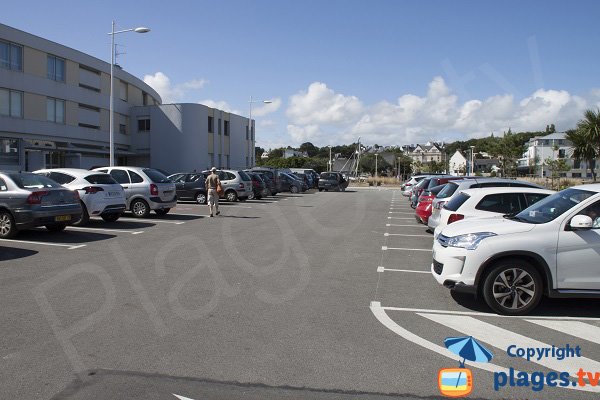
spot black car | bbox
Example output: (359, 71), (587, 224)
(256, 173), (275, 197)
(247, 172), (267, 200)
(318, 172), (348, 192)
(251, 167), (283, 194)
(279, 172), (304, 193)
(168, 172), (207, 204)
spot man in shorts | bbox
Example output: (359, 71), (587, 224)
(205, 167), (221, 217)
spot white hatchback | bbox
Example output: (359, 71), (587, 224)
(434, 187), (554, 237)
(432, 184), (600, 315)
(34, 168), (126, 225)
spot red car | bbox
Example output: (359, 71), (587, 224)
(415, 184), (447, 224)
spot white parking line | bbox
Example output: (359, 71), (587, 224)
(381, 246), (431, 252)
(384, 233), (432, 237)
(0, 238), (86, 250)
(387, 216), (415, 220)
(377, 266), (430, 274)
(118, 217), (185, 225)
(386, 223), (424, 227)
(68, 227), (145, 235)
(220, 205), (252, 209)
(165, 213), (205, 217)
(526, 320), (600, 344)
(389, 211), (415, 214)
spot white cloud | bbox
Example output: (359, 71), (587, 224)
(283, 77), (600, 146)
(251, 98), (282, 117)
(143, 72), (208, 103)
(199, 100), (240, 115)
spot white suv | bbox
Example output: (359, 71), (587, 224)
(432, 184), (600, 315)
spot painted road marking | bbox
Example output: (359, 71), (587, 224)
(119, 217), (185, 225)
(377, 266), (430, 274)
(381, 246), (431, 252)
(419, 313), (600, 380)
(387, 216), (415, 220)
(386, 223), (425, 227)
(526, 319), (600, 344)
(68, 227), (144, 235)
(369, 302), (600, 393)
(378, 305), (600, 321)
(387, 211), (414, 214)
(384, 233), (432, 237)
(0, 238), (86, 250)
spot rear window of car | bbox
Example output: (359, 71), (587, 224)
(85, 174), (118, 185)
(320, 173), (337, 180)
(49, 172), (76, 185)
(238, 171), (251, 181)
(143, 168), (170, 183)
(436, 182), (459, 199)
(8, 173), (61, 189)
(445, 192), (470, 211)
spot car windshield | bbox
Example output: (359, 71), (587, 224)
(238, 171), (251, 181)
(9, 173), (62, 189)
(436, 182), (459, 199)
(513, 188), (597, 224)
(143, 168), (171, 183)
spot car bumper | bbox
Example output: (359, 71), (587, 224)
(148, 196), (178, 210)
(431, 240), (477, 288)
(13, 205), (82, 229)
(428, 211), (441, 229)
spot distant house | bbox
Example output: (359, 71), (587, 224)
(283, 149), (308, 159)
(449, 150), (467, 175)
(261, 151), (270, 159)
(404, 142), (445, 171)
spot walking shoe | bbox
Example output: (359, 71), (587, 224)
(209, 214), (213, 217)
(216, 211), (220, 215)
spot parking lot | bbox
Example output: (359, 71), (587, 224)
(2, 188), (600, 399)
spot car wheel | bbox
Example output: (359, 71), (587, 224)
(318, 188), (323, 192)
(131, 199), (150, 218)
(195, 192), (207, 205)
(72, 202), (89, 226)
(0, 210), (17, 239)
(155, 208), (170, 216)
(482, 259), (543, 315)
(290, 185), (299, 194)
(45, 224), (67, 232)
(248, 191), (255, 200)
(101, 213), (121, 222)
(225, 190), (238, 202)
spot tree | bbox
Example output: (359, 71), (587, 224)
(566, 129), (597, 182)
(545, 157), (570, 190)
(489, 129), (526, 177)
(299, 142), (318, 157)
(255, 146), (265, 160)
(576, 108), (600, 180)
(358, 154), (391, 175)
(269, 148), (284, 158)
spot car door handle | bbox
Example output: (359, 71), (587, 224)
(122, 186), (129, 189)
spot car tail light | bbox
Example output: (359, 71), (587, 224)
(406, 183), (412, 187)
(83, 186), (104, 194)
(26, 190), (49, 204)
(150, 184), (159, 196)
(419, 196), (433, 204)
(72, 190), (80, 200)
(447, 213), (464, 224)
(434, 201), (447, 210)
(252, 180), (260, 188)
(239, 183), (245, 189)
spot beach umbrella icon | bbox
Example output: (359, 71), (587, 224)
(444, 336), (493, 367)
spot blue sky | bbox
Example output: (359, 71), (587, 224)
(3, 0), (600, 149)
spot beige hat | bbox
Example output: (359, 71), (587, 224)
(211, 167), (217, 172)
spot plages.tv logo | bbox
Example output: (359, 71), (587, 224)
(438, 336), (493, 397)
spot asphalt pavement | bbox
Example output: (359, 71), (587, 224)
(1, 188), (599, 400)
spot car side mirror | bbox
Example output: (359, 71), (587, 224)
(570, 215), (593, 230)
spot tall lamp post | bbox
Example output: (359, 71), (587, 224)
(374, 153), (379, 178)
(248, 96), (272, 167)
(470, 145), (475, 176)
(108, 21), (150, 167)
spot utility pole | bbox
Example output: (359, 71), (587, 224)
(375, 153), (379, 178)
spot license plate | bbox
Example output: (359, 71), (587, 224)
(163, 190), (173, 194)
(108, 191), (121, 197)
(55, 215), (71, 222)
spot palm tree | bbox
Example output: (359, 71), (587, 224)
(575, 109), (600, 180)
(566, 129), (597, 181)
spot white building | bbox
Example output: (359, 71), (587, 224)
(448, 150), (467, 175)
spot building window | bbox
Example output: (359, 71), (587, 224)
(251, 126), (254, 141)
(138, 118), (151, 132)
(119, 80), (127, 101)
(572, 172), (582, 178)
(224, 120), (230, 136)
(0, 138), (19, 165)
(46, 98), (65, 124)
(218, 118), (222, 135)
(208, 116), (214, 133)
(558, 149), (566, 158)
(119, 124), (127, 135)
(246, 126), (249, 140)
(47, 55), (65, 82)
(142, 92), (148, 106)
(574, 160), (581, 169)
(0, 88), (23, 118)
(0, 41), (23, 71)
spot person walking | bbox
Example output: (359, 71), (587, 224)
(205, 167), (221, 217)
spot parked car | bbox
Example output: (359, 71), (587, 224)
(410, 176), (461, 208)
(34, 168), (126, 224)
(401, 175), (427, 196)
(93, 166), (177, 217)
(428, 178), (546, 231)
(247, 172), (267, 200)
(280, 172), (306, 193)
(432, 184), (600, 315)
(202, 169), (253, 202)
(291, 168), (319, 188)
(251, 167), (282, 194)
(292, 172), (313, 189)
(409, 177), (432, 207)
(318, 172), (348, 192)
(168, 172), (207, 204)
(415, 184), (447, 225)
(256, 173), (275, 197)
(0, 171), (82, 238)
(434, 186), (555, 236)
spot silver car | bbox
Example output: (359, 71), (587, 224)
(93, 167), (177, 217)
(0, 171), (82, 238)
(203, 169), (253, 202)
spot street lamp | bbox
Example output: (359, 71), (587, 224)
(328, 146), (332, 172)
(108, 21), (150, 167)
(248, 96), (272, 167)
(374, 153), (379, 178)
(470, 145), (475, 176)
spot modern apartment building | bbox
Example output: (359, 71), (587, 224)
(0, 23), (255, 173)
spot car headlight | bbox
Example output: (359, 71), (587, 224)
(446, 232), (497, 250)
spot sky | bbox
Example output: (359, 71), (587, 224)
(3, 0), (600, 150)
